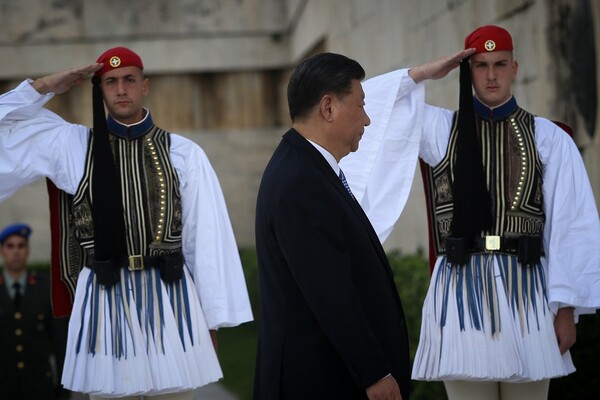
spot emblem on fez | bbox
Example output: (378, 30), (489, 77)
(110, 56), (121, 68)
(484, 40), (496, 51)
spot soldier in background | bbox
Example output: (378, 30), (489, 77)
(0, 223), (71, 400)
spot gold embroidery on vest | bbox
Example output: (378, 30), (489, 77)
(72, 126), (183, 258)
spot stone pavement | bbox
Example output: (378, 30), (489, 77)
(192, 383), (239, 400)
(69, 382), (239, 399)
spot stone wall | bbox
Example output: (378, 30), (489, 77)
(0, 0), (295, 77)
(1, 0), (599, 261)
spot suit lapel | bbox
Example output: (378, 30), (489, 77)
(283, 129), (391, 269)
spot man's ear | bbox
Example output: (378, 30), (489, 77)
(319, 94), (335, 122)
(142, 77), (149, 97)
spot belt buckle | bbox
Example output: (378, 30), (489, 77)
(128, 255), (144, 271)
(485, 235), (501, 251)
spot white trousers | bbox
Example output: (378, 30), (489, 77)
(444, 380), (550, 400)
(89, 390), (194, 400)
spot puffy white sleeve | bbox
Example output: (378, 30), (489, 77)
(418, 104), (454, 166)
(536, 117), (600, 317)
(171, 135), (253, 329)
(341, 69), (426, 243)
(0, 80), (88, 199)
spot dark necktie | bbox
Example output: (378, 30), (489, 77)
(13, 282), (21, 309)
(339, 169), (355, 200)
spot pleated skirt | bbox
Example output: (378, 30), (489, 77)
(61, 266), (222, 398)
(412, 254), (575, 382)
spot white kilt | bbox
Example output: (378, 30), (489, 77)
(61, 266), (222, 398)
(411, 254), (575, 382)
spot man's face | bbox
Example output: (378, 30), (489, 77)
(0, 235), (29, 274)
(470, 50), (518, 108)
(101, 66), (148, 125)
(332, 79), (371, 158)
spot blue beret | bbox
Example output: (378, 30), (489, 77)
(0, 223), (32, 244)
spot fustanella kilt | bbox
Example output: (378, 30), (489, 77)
(61, 266), (222, 397)
(412, 254), (574, 382)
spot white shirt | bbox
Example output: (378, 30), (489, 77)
(307, 138), (341, 175)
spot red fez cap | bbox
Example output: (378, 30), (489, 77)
(95, 47), (143, 77)
(464, 25), (513, 54)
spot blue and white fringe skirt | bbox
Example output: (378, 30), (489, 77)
(61, 266), (222, 397)
(411, 254), (574, 382)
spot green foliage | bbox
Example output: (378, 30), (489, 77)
(219, 321), (258, 400)
(549, 312), (600, 399)
(387, 250), (448, 399)
(238, 248), (261, 318)
(218, 248), (260, 400)
(387, 249), (429, 360)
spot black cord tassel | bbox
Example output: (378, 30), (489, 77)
(90, 76), (127, 285)
(450, 60), (493, 239)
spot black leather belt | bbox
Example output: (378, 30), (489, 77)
(118, 254), (183, 271)
(89, 253), (184, 286)
(444, 235), (543, 266)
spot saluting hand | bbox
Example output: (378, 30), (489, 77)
(31, 63), (103, 95)
(408, 48), (476, 83)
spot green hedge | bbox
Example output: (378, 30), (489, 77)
(220, 248), (600, 400)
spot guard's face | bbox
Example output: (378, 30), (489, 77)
(470, 50), (518, 108)
(101, 66), (148, 125)
(0, 235), (29, 273)
(333, 79), (371, 157)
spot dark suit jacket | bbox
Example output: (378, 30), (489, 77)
(254, 129), (410, 400)
(0, 271), (70, 400)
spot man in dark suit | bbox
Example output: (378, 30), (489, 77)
(0, 223), (70, 399)
(254, 53), (410, 400)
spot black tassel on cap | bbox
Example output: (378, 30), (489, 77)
(450, 59), (493, 238)
(90, 76), (127, 285)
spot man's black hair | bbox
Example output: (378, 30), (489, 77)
(287, 52), (365, 122)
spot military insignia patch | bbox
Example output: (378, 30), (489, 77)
(109, 56), (122, 68)
(484, 40), (496, 51)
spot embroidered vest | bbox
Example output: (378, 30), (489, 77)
(53, 113), (182, 304)
(424, 99), (545, 255)
(73, 127), (183, 258)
